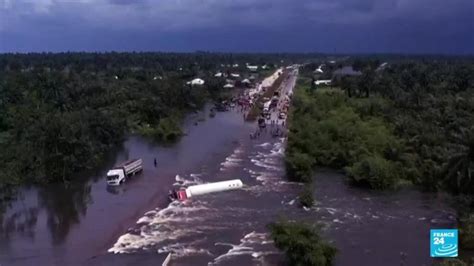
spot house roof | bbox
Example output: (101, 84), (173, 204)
(376, 62), (388, 72)
(187, 78), (205, 85)
(314, 64), (324, 73)
(314, 68), (323, 73)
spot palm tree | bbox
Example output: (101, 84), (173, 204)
(340, 76), (352, 98)
(442, 127), (474, 194)
(360, 68), (374, 98)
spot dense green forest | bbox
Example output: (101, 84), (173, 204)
(285, 58), (474, 259)
(0, 52), (296, 202)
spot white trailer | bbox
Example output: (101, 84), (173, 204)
(171, 179), (243, 201)
(162, 253), (171, 266)
(106, 158), (143, 186)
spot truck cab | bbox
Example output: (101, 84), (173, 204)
(106, 158), (143, 186)
(106, 169), (126, 186)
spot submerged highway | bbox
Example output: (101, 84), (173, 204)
(0, 68), (456, 266)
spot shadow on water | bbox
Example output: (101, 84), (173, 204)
(0, 182), (93, 246)
(37, 182), (92, 245)
(0, 136), (129, 247)
(0, 198), (38, 241)
(106, 186), (124, 195)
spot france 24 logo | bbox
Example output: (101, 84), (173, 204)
(430, 229), (458, 257)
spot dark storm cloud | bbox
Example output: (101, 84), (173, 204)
(0, 0), (472, 53)
(108, 0), (142, 5)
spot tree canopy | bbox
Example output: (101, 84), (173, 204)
(268, 220), (337, 266)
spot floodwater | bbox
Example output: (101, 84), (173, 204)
(0, 72), (458, 266)
(0, 105), (253, 266)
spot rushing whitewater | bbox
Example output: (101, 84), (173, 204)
(107, 129), (301, 264)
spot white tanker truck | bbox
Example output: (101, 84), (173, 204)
(169, 179), (244, 201)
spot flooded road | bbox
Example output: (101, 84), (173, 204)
(0, 104), (254, 266)
(0, 70), (457, 266)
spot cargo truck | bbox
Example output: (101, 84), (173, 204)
(106, 158), (143, 186)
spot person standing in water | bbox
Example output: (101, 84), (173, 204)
(154, 158), (157, 167)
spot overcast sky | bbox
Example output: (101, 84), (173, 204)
(1, 0), (473, 54)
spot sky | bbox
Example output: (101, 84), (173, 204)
(0, 0), (473, 54)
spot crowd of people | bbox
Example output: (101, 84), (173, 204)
(251, 94), (289, 140)
(213, 76), (291, 140)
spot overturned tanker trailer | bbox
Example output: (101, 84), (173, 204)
(169, 179), (244, 201)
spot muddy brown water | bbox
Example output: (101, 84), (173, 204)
(0, 76), (459, 266)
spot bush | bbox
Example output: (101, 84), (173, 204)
(268, 220), (337, 266)
(299, 185), (314, 208)
(346, 155), (400, 189)
(285, 151), (314, 183)
(138, 117), (182, 143)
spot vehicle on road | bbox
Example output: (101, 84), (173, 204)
(270, 96), (279, 108)
(106, 159), (143, 186)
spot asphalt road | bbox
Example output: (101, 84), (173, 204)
(268, 68), (297, 125)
